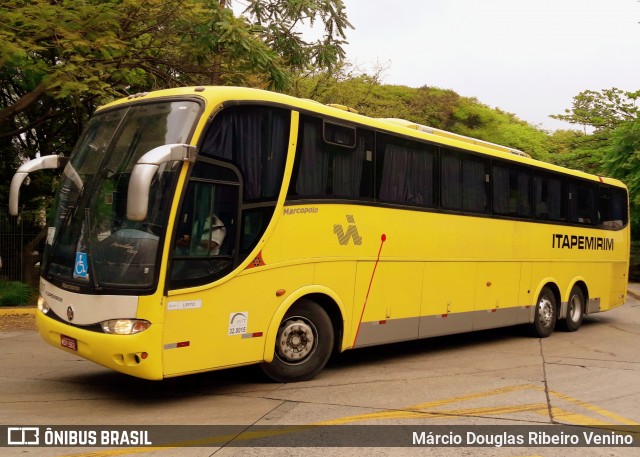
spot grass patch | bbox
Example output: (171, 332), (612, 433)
(0, 281), (34, 307)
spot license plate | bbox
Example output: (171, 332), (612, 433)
(60, 335), (77, 351)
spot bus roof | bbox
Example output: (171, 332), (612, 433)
(99, 86), (627, 190)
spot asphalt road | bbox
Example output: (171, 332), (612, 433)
(1, 295), (639, 457)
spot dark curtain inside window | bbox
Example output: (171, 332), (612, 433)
(493, 166), (530, 217)
(493, 166), (510, 214)
(535, 176), (564, 220)
(200, 107), (289, 201)
(333, 136), (365, 197)
(295, 119), (328, 196)
(462, 159), (486, 212)
(442, 154), (462, 209)
(295, 118), (365, 198)
(379, 144), (434, 206)
(517, 172), (531, 217)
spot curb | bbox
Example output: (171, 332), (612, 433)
(0, 307), (36, 316)
(627, 289), (640, 301)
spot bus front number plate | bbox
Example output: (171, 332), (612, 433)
(60, 335), (77, 351)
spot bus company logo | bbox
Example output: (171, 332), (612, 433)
(333, 215), (363, 246)
(552, 233), (614, 251)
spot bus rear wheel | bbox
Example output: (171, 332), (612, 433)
(529, 286), (557, 338)
(261, 300), (334, 383)
(559, 285), (584, 332)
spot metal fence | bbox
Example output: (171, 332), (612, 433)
(0, 207), (44, 297)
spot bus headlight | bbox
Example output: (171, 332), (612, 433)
(37, 296), (50, 314)
(101, 319), (151, 335)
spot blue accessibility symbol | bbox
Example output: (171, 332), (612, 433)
(74, 252), (88, 278)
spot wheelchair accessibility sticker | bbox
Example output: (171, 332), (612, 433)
(74, 252), (88, 278)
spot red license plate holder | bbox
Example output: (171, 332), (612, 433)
(60, 334), (77, 351)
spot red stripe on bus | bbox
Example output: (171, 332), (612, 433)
(353, 234), (387, 346)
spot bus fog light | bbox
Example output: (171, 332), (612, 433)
(101, 319), (151, 335)
(37, 296), (50, 314)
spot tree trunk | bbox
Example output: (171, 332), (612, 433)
(0, 82), (47, 126)
(22, 226), (46, 289)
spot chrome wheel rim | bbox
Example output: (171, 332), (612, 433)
(275, 317), (317, 365)
(538, 297), (554, 329)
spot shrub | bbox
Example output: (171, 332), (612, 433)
(0, 281), (33, 307)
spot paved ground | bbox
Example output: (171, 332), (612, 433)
(1, 289), (639, 457)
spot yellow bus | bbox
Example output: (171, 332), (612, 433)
(10, 86), (629, 382)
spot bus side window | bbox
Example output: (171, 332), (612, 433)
(534, 173), (566, 221)
(493, 164), (531, 218)
(291, 115), (373, 199)
(170, 173), (239, 288)
(174, 183), (230, 257)
(568, 181), (597, 225)
(598, 186), (628, 230)
(377, 135), (437, 207)
(441, 150), (488, 213)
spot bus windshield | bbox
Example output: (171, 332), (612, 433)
(43, 100), (201, 292)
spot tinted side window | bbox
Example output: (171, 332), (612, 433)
(199, 106), (290, 202)
(534, 173), (566, 221)
(377, 135), (438, 207)
(598, 186), (628, 229)
(568, 181), (597, 225)
(170, 161), (240, 289)
(493, 164), (532, 217)
(290, 115), (374, 199)
(441, 150), (489, 213)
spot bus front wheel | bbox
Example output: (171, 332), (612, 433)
(261, 300), (334, 383)
(530, 286), (557, 338)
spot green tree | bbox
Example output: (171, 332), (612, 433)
(550, 88), (639, 133)
(290, 70), (550, 159)
(543, 129), (609, 174)
(0, 0), (351, 199)
(0, 0), (351, 282)
(450, 98), (549, 158)
(601, 117), (640, 235)
(0, 0), (351, 141)
(545, 88), (640, 176)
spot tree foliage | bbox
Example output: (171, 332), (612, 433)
(0, 0), (351, 205)
(289, 69), (549, 159)
(548, 88), (640, 236)
(0, 0), (351, 144)
(0, 0), (351, 282)
(601, 118), (640, 235)
(2, 0), (638, 277)
(550, 88), (639, 133)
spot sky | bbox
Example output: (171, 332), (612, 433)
(337, 0), (640, 131)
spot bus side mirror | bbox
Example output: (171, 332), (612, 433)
(9, 154), (69, 216)
(127, 144), (196, 221)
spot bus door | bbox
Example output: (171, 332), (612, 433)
(163, 160), (248, 375)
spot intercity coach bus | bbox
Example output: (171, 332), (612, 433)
(9, 87), (629, 382)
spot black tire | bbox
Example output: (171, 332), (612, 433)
(260, 300), (334, 383)
(529, 286), (557, 338)
(558, 285), (584, 332)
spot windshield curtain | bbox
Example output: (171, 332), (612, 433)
(43, 100), (201, 292)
